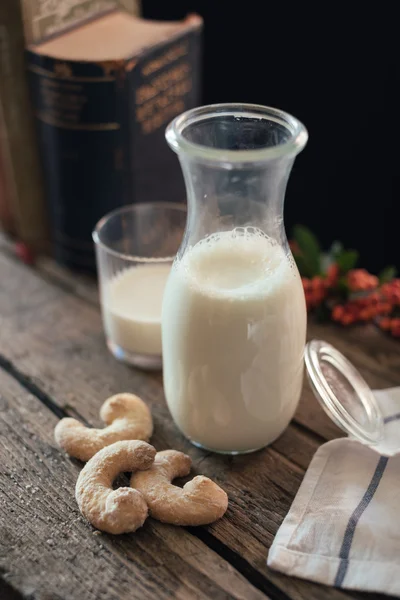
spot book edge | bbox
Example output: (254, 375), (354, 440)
(27, 12), (203, 64)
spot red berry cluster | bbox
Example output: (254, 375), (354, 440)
(347, 268), (379, 292)
(330, 269), (385, 326)
(379, 317), (400, 337)
(301, 265), (400, 337)
(381, 279), (400, 305)
(331, 293), (391, 326)
(377, 280), (400, 337)
(302, 264), (339, 310)
(290, 227), (399, 339)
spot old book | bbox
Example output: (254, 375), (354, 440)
(26, 11), (202, 270)
(0, 0), (49, 253)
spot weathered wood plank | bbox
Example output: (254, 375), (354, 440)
(1, 250), (394, 599)
(0, 367), (267, 600)
(0, 231), (99, 307)
(0, 249), (357, 600)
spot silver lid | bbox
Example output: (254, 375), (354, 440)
(305, 340), (384, 445)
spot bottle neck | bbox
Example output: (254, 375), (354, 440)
(165, 103), (307, 254)
(179, 155), (294, 252)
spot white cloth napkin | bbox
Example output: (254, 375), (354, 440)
(268, 387), (400, 597)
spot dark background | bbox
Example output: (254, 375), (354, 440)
(143, 1), (399, 273)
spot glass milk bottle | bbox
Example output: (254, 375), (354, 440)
(162, 104), (308, 454)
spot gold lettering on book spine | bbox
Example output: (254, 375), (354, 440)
(136, 43), (193, 135)
(34, 62), (119, 131)
(141, 42), (188, 77)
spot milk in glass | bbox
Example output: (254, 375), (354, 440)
(103, 264), (170, 356)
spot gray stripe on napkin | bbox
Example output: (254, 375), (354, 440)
(334, 455), (389, 587)
(384, 412), (400, 424)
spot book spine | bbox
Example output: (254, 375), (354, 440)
(130, 23), (202, 206)
(0, 101), (16, 236)
(26, 53), (129, 270)
(0, 0), (48, 252)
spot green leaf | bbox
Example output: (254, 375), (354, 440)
(336, 250), (359, 274)
(379, 266), (397, 284)
(293, 225), (321, 277)
(293, 254), (312, 278)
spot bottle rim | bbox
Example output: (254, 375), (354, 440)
(165, 103), (308, 166)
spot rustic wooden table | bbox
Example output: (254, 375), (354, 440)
(0, 238), (399, 600)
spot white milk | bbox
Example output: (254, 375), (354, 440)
(103, 264), (170, 356)
(162, 228), (306, 453)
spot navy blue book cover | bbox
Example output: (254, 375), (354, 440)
(26, 19), (202, 270)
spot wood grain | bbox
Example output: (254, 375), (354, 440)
(1, 249), (398, 599)
(0, 367), (267, 600)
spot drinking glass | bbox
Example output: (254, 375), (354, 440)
(93, 203), (186, 370)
